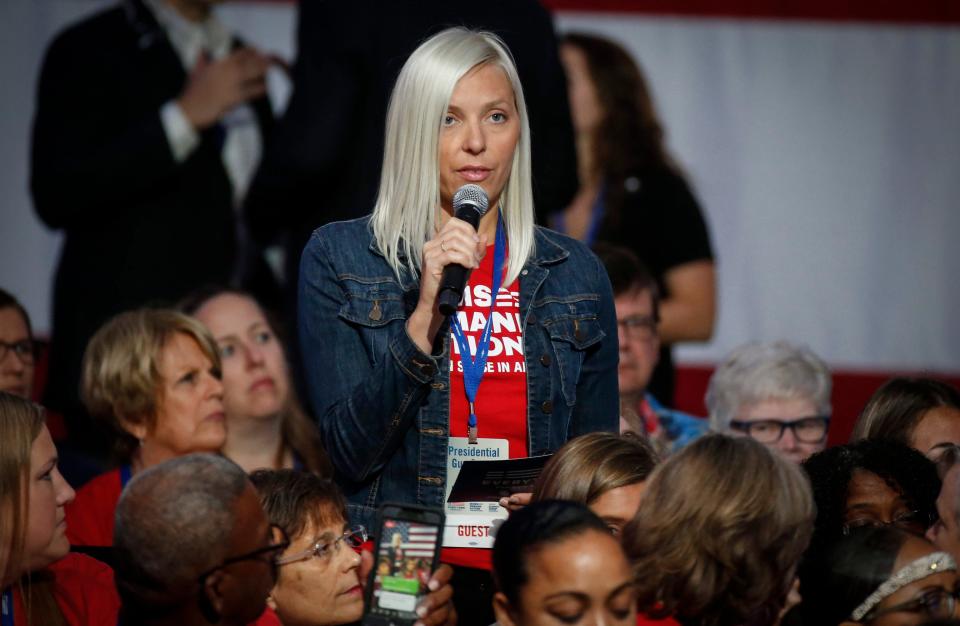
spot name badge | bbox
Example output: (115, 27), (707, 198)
(444, 437), (508, 548)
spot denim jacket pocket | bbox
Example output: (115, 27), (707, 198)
(535, 294), (605, 406)
(338, 279), (407, 367)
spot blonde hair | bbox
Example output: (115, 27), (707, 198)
(624, 434), (814, 625)
(81, 308), (221, 460)
(533, 432), (658, 506)
(371, 27), (535, 284)
(0, 392), (66, 625)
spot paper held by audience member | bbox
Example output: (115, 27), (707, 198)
(447, 453), (552, 503)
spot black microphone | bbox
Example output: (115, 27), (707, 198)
(437, 184), (490, 316)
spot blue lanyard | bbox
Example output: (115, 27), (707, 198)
(450, 210), (506, 444)
(2, 588), (14, 626)
(120, 464), (132, 488)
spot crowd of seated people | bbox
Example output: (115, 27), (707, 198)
(4, 3), (960, 626)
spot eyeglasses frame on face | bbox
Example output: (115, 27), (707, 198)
(196, 523), (291, 585)
(729, 415), (831, 444)
(616, 314), (659, 342)
(864, 586), (960, 621)
(842, 510), (935, 536)
(276, 525), (367, 566)
(0, 339), (35, 365)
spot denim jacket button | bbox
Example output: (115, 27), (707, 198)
(527, 313), (537, 325)
(368, 300), (382, 321)
(539, 354), (551, 367)
(541, 400), (553, 414)
(420, 363), (436, 376)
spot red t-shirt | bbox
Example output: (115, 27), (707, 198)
(252, 606), (283, 626)
(66, 468), (123, 547)
(442, 244), (527, 570)
(637, 615), (681, 626)
(5, 553), (119, 626)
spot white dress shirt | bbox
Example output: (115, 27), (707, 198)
(146, 0), (262, 207)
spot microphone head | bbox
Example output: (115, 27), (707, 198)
(452, 184), (490, 216)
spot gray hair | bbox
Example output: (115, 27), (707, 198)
(371, 27), (535, 285)
(114, 454), (249, 609)
(705, 341), (832, 432)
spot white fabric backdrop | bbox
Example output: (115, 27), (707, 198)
(1, 1), (957, 372)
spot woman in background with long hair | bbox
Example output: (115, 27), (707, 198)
(558, 33), (716, 403)
(0, 392), (117, 625)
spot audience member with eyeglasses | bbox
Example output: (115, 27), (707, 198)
(797, 525), (960, 625)
(251, 469), (456, 626)
(706, 340), (832, 463)
(0, 288), (36, 400)
(594, 243), (707, 453)
(798, 439), (942, 621)
(114, 454), (283, 626)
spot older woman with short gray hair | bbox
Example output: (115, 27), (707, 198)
(705, 340), (831, 463)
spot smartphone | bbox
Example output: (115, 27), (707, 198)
(363, 503), (445, 626)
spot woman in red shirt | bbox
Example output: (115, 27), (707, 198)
(0, 392), (119, 626)
(66, 309), (226, 548)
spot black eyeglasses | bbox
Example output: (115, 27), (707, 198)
(197, 523), (290, 584)
(617, 314), (658, 342)
(729, 416), (830, 444)
(843, 510), (934, 536)
(865, 587), (960, 621)
(277, 525), (366, 566)
(0, 339), (35, 365)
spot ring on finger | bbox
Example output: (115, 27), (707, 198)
(440, 240), (447, 252)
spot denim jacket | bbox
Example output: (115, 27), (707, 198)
(298, 217), (619, 529)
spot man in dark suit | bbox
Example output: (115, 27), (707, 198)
(245, 0), (579, 313)
(30, 0), (274, 459)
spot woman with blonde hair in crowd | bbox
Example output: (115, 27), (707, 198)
(297, 26), (618, 623)
(181, 287), (332, 475)
(624, 434), (814, 626)
(65, 308), (226, 548)
(0, 391), (118, 625)
(532, 432), (657, 537)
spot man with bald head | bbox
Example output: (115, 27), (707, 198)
(114, 454), (287, 626)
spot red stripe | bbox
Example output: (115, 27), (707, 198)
(237, 0), (960, 24)
(674, 365), (960, 446)
(543, 0), (960, 24)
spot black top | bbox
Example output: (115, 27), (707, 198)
(596, 166), (714, 403)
